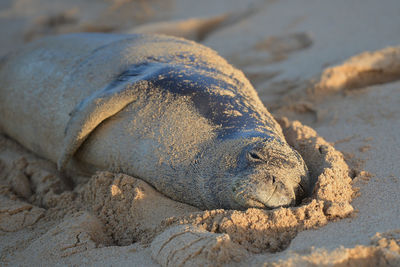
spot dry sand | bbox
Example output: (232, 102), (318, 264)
(1, 0), (399, 266)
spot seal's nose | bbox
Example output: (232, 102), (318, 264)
(261, 179), (296, 208)
(232, 173), (297, 209)
(248, 175), (296, 208)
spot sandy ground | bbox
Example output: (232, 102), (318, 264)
(1, 0), (400, 266)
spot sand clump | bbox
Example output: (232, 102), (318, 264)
(0, 117), (356, 266)
(78, 172), (199, 246)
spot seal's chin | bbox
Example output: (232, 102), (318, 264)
(261, 185), (296, 209)
(231, 177), (297, 209)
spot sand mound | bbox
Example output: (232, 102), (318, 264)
(270, 45), (400, 125)
(316, 46), (400, 92)
(0, 195), (44, 232)
(20, 212), (112, 259)
(151, 225), (248, 266)
(0, 117), (355, 266)
(127, 3), (259, 42)
(268, 230), (400, 267)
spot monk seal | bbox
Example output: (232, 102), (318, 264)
(0, 33), (314, 210)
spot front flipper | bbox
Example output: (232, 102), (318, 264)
(57, 62), (166, 171)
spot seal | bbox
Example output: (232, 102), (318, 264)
(0, 33), (315, 210)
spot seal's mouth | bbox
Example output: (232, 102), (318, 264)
(232, 178), (297, 209)
(262, 186), (296, 208)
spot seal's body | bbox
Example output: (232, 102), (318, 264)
(0, 33), (313, 209)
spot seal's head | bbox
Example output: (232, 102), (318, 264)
(199, 136), (312, 210)
(232, 138), (311, 209)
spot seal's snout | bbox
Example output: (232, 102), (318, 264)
(232, 173), (296, 209)
(263, 178), (297, 208)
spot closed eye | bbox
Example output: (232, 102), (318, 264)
(248, 151), (263, 161)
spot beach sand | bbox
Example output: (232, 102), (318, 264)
(0, 0), (399, 266)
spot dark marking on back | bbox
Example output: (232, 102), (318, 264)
(110, 62), (277, 140)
